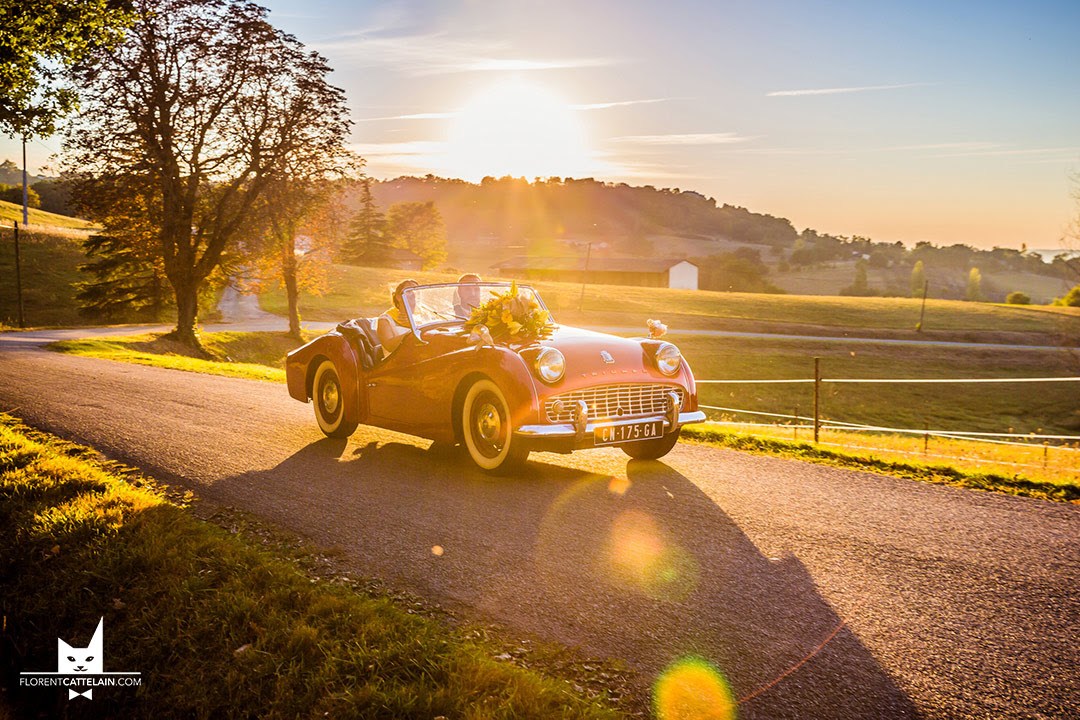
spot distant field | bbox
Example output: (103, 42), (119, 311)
(260, 263), (1080, 341)
(0, 199), (95, 230)
(771, 260), (1071, 305)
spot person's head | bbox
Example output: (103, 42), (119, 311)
(456, 273), (482, 307)
(392, 279), (419, 313)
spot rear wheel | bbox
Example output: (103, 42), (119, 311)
(461, 379), (529, 473)
(313, 360), (358, 439)
(621, 429), (680, 460)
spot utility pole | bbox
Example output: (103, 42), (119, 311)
(577, 241), (593, 312)
(21, 135), (29, 225)
(13, 221), (25, 328)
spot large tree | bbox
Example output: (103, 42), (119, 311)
(0, 0), (131, 138)
(63, 0), (351, 348)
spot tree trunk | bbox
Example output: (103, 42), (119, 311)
(283, 248), (301, 340)
(166, 276), (206, 353)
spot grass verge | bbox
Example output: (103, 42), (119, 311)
(682, 425), (1080, 503)
(46, 331), (309, 383)
(0, 414), (624, 718)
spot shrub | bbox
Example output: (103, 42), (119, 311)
(1053, 285), (1080, 307)
(0, 184), (41, 208)
(1005, 291), (1031, 305)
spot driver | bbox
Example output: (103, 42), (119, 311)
(453, 273), (483, 319)
(377, 279), (418, 357)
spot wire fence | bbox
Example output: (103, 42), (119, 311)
(693, 365), (1080, 458)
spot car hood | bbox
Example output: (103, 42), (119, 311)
(531, 324), (657, 378)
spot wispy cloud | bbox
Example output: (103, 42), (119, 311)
(356, 97), (674, 123)
(610, 132), (751, 145)
(462, 58), (612, 72)
(355, 111), (460, 122)
(350, 140), (446, 158)
(923, 145), (1080, 159)
(318, 30), (616, 76)
(766, 82), (930, 97)
(570, 98), (673, 111)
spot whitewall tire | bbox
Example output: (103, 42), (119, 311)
(461, 379), (529, 473)
(313, 360), (357, 439)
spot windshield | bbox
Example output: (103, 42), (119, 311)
(402, 283), (550, 329)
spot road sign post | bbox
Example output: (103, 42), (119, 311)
(13, 221), (25, 328)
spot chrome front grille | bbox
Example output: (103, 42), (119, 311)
(545, 384), (684, 423)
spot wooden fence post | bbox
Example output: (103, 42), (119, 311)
(813, 357), (821, 444)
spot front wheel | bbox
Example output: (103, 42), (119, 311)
(313, 359), (358, 439)
(461, 379), (529, 473)
(621, 429), (680, 460)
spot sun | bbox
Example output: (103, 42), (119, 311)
(442, 78), (593, 180)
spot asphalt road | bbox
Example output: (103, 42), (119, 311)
(1, 327), (1078, 719)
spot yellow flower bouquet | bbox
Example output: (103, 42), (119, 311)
(464, 281), (552, 342)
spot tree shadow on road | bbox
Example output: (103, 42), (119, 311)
(212, 438), (921, 719)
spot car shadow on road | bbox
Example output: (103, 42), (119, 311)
(211, 439), (921, 719)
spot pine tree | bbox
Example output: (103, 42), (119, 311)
(341, 178), (385, 264)
(76, 234), (171, 320)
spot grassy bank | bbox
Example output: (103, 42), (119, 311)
(47, 331), (308, 383)
(259, 264), (1080, 341)
(683, 424), (1080, 502)
(0, 228), (87, 327)
(0, 199), (96, 230)
(0, 414), (623, 718)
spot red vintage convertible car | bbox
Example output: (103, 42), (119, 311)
(285, 282), (706, 472)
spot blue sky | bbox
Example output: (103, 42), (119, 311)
(6, 0), (1079, 248)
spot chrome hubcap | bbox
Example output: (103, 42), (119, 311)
(321, 380), (340, 415)
(476, 403), (501, 442)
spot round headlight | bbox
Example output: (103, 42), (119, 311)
(535, 347), (565, 383)
(655, 343), (682, 376)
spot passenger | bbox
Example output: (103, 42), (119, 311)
(377, 279), (418, 357)
(453, 273), (483, 319)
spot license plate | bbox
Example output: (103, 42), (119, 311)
(594, 420), (664, 446)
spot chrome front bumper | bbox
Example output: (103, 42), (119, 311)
(514, 410), (707, 441)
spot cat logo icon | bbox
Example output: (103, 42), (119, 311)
(18, 617), (141, 700)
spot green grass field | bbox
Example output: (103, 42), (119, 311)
(260, 264), (1080, 340)
(0, 198), (95, 230)
(0, 415), (624, 717)
(676, 334), (1080, 436)
(0, 228), (86, 326)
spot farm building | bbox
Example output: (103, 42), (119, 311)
(491, 256), (699, 290)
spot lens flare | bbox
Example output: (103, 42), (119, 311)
(608, 510), (698, 601)
(608, 475), (631, 496)
(654, 656), (736, 720)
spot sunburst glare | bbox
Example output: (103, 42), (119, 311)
(442, 77), (594, 180)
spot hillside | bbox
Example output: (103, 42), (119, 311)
(355, 176), (1074, 301)
(0, 199), (94, 231)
